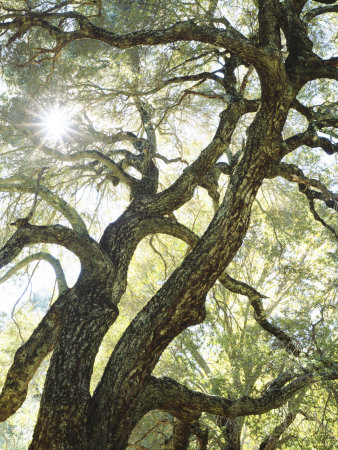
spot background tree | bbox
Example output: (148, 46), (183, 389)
(0, 0), (337, 449)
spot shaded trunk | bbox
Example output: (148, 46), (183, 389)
(222, 418), (243, 450)
(161, 420), (208, 450)
(29, 275), (118, 449)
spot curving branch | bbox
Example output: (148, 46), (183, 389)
(139, 216), (199, 247)
(275, 162), (338, 207)
(291, 99), (315, 121)
(0, 12), (267, 70)
(0, 289), (71, 422)
(267, 161), (338, 237)
(35, 143), (137, 188)
(144, 99), (251, 215)
(218, 272), (301, 356)
(298, 56), (338, 83)
(145, 369), (338, 420)
(0, 251), (68, 294)
(299, 185), (338, 239)
(0, 223), (104, 271)
(103, 215), (199, 262)
(304, 4), (338, 22)
(291, 100), (338, 129)
(285, 126), (338, 156)
(0, 176), (88, 235)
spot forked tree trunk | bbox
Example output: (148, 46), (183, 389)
(0, 4), (313, 446)
(28, 94), (294, 448)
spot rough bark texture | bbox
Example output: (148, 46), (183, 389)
(0, 1), (337, 449)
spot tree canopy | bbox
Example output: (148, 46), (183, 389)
(0, 0), (337, 448)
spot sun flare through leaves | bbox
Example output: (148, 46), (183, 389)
(39, 105), (73, 144)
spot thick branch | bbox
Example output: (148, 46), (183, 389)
(0, 224), (104, 271)
(291, 99), (315, 121)
(0, 13), (267, 69)
(302, 59), (338, 82)
(292, 100), (338, 126)
(0, 290), (70, 421)
(304, 5), (338, 22)
(139, 217), (199, 247)
(285, 127), (338, 155)
(145, 369), (337, 419)
(121, 212), (306, 361)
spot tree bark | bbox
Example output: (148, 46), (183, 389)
(0, 1), (337, 448)
(30, 82), (295, 448)
(29, 275), (118, 449)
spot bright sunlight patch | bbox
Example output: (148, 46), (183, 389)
(39, 105), (73, 144)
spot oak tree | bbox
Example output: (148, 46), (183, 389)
(0, 0), (337, 448)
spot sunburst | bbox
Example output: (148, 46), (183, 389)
(38, 105), (73, 145)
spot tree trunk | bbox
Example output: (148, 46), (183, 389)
(29, 276), (118, 449)
(222, 418), (243, 450)
(3, 3), (331, 448)
(29, 88), (294, 447)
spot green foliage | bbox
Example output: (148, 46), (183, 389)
(0, 1), (337, 448)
